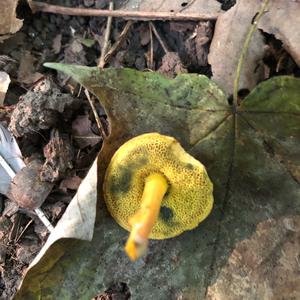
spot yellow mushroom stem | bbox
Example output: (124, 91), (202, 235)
(125, 173), (168, 261)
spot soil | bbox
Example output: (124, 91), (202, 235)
(0, 0), (299, 299)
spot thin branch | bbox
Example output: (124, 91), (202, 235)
(84, 89), (107, 139)
(149, 22), (169, 53)
(148, 23), (154, 69)
(98, 1), (114, 68)
(30, 1), (220, 21)
(233, 0), (270, 107)
(104, 20), (133, 64)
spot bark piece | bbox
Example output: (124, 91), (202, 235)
(40, 130), (73, 182)
(9, 79), (81, 137)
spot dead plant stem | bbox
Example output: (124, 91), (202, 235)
(149, 22), (169, 53)
(29, 1), (220, 21)
(84, 89), (107, 138)
(98, 1), (114, 68)
(233, 0), (270, 107)
(104, 20), (133, 64)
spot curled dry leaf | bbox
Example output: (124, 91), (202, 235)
(0, 0), (23, 42)
(17, 51), (43, 86)
(258, 0), (300, 66)
(208, 0), (265, 95)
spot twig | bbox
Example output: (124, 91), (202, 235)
(104, 20), (133, 64)
(84, 89), (107, 139)
(233, 0), (270, 107)
(35, 208), (54, 232)
(148, 23), (154, 69)
(30, 1), (220, 21)
(15, 219), (33, 243)
(98, 1), (114, 68)
(179, 0), (197, 12)
(149, 22), (169, 53)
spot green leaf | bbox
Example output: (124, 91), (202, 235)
(15, 65), (300, 300)
(76, 37), (96, 48)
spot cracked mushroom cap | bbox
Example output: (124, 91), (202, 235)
(103, 133), (214, 239)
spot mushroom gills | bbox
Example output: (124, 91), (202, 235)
(125, 173), (168, 260)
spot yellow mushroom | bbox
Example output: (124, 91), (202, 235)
(103, 133), (213, 261)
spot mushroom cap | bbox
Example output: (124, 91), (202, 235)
(103, 133), (213, 239)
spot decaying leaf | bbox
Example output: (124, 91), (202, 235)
(0, 0), (23, 42)
(258, 0), (300, 66)
(208, 0), (265, 95)
(121, 0), (222, 14)
(15, 65), (300, 299)
(17, 51), (43, 86)
(72, 114), (102, 149)
(207, 216), (300, 299)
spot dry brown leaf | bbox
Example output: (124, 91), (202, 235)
(122, 0), (222, 14)
(59, 176), (82, 191)
(0, 0), (23, 42)
(208, 0), (265, 95)
(207, 216), (300, 300)
(17, 51), (43, 85)
(52, 34), (62, 54)
(72, 114), (102, 149)
(258, 0), (300, 66)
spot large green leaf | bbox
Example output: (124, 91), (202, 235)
(15, 65), (300, 299)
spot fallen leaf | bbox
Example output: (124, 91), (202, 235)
(207, 216), (300, 299)
(0, 0), (23, 42)
(208, 0), (265, 95)
(52, 34), (62, 54)
(59, 175), (82, 191)
(158, 52), (187, 78)
(0, 71), (10, 105)
(15, 65), (300, 299)
(72, 114), (102, 149)
(122, 0), (222, 14)
(40, 129), (74, 182)
(17, 51), (43, 86)
(258, 0), (300, 66)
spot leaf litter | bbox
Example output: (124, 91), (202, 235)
(0, 0), (299, 299)
(15, 64), (300, 299)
